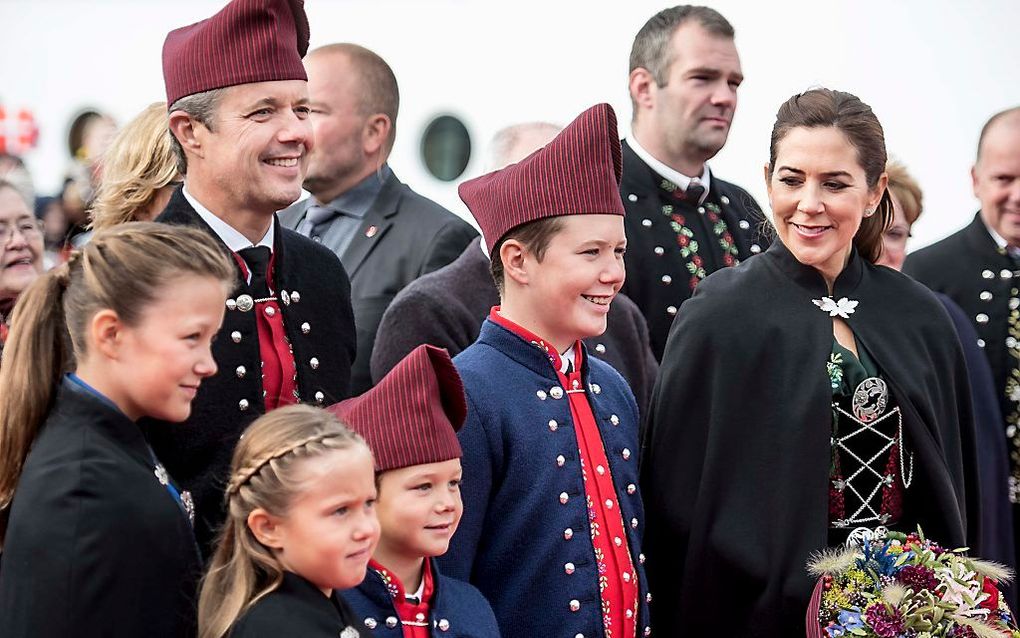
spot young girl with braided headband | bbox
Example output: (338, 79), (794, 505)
(199, 404), (380, 638)
(0, 222), (235, 638)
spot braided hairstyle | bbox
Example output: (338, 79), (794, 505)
(0, 222), (235, 540)
(198, 404), (370, 638)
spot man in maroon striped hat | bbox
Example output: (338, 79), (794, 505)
(147, 0), (357, 556)
(329, 344), (499, 637)
(437, 103), (650, 638)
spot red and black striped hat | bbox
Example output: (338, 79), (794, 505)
(329, 345), (466, 473)
(460, 103), (626, 255)
(162, 0), (310, 107)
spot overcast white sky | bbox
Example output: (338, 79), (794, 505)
(1, 0), (1017, 250)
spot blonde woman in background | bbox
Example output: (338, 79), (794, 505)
(89, 102), (180, 233)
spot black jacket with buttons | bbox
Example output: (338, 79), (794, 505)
(146, 188), (357, 555)
(231, 572), (369, 638)
(619, 140), (771, 361)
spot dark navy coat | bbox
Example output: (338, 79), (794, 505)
(343, 564), (500, 637)
(438, 319), (651, 638)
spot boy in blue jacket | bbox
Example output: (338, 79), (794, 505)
(437, 104), (651, 638)
(331, 345), (500, 638)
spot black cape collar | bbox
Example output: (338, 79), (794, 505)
(763, 238), (865, 299)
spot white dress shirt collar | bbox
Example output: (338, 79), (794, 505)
(627, 135), (711, 204)
(182, 185), (274, 253)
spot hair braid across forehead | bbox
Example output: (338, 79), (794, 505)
(226, 431), (337, 496)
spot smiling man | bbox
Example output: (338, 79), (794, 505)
(622, 5), (769, 360)
(904, 105), (1020, 566)
(148, 0), (357, 555)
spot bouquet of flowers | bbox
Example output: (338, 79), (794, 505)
(806, 527), (1018, 637)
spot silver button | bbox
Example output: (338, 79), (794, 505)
(1002, 269), (1013, 280)
(569, 600), (580, 612)
(976, 313), (990, 324)
(438, 619), (450, 632)
(280, 290), (290, 305)
(697, 206), (706, 214)
(626, 608), (634, 618)
(641, 218), (652, 228)
(301, 322), (311, 334)
(238, 399), (249, 411)
(231, 330), (242, 343)
(291, 291), (300, 303)
(606, 499), (614, 509)
(1008, 425), (1017, 438)
(559, 492), (569, 504)
(1008, 337), (1018, 349)
(1012, 298), (1020, 310)
(556, 455), (566, 467)
(639, 553), (646, 564)
(549, 419), (558, 432)
(738, 219), (750, 229)
(627, 483), (636, 494)
(981, 291), (994, 301)
(537, 390), (547, 400)
(564, 562), (575, 574)
(977, 338), (986, 348)
(631, 517), (639, 528)
(236, 295), (254, 312)
(364, 618), (378, 629)
(653, 246), (665, 256)
(550, 386), (564, 399)
(645, 627), (652, 636)
(309, 357), (319, 370)
(661, 274), (672, 284)
(591, 383), (601, 394)
(667, 305), (677, 315)
(314, 391), (325, 404)
(386, 616), (398, 629)
(595, 343), (606, 354)
(564, 527), (574, 540)
(628, 193), (638, 202)
(720, 195), (731, 205)
(264, 305), (276, 317)
(226, 298), (237, 311)
(622, 448), (631, 460)
(623, 572), (632, 583)
(575, 634), (585, 638)
(235, 366), (246, 379)
(596, 465), (605, 475)
(415, 613), (425, 622)
(610, 414), (620, 426)
(983, 269), (995, 279)
(750, 244), (761, 254)
(313, 236), (322, 243)
(646, 593), (653, 603)
(614, 535), (622, 546)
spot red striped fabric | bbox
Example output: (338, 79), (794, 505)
(459, 103), (626, 254)
(162, 0), (310, 106)
(328, 345), (466, 473)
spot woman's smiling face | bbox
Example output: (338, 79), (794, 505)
(766, 126), (885, 283)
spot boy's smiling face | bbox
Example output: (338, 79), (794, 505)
(373, 459), (464, 564)
(503, 214), (627, 353)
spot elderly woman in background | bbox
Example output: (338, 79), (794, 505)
(878, 159), (1017, 594)
(0, 179), (44, 355)
(89, 102), (180, 232)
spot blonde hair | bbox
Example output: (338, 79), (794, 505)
(0, 222), (235, 536)
(198, 405), (368, 638)
(89, 103), (178, 230)
(885, 159), (924, 226)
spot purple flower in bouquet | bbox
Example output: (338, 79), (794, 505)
(863, 604), (904, 637)
(836, 609), (864, 631)
(896, 564), (939, 592)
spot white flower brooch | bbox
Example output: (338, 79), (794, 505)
(812, 296), (859, 319)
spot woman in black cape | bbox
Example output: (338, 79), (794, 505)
(640, 89), (980, 637)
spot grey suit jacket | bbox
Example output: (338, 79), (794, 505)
(280, 171), (478, 393)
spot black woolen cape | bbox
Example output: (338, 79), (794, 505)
(640, 241), (979, 637)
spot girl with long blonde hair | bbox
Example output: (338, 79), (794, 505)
(0, 222), (235, 638)
(199, 404), (379, 638)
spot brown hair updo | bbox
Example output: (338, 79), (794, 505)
(767, 89), (893, 263)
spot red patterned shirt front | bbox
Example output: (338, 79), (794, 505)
(368, 558), (435, 638)
(489, 308), (638, 638)
(232, 251), (297, 410)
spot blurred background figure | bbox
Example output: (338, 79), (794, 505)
(89, 102), (180, 233)
(0, 178), (45, 356)
(62, 109), (117, 248)
(881, 159), (1017, 597)
(0, 154), (35, 208)
(34, 196), (67, 267)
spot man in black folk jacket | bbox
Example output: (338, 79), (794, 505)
(147, 0), (357, 554)
(279, 44), (478, 394)
(623, 6), (769, 361)
(904, 106), (1020, 564)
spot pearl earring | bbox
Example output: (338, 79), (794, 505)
(864, 208), (875, 217)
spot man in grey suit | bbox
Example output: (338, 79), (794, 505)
(279, 43), (478, 393)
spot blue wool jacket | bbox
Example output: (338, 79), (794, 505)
(343, 563), (500, 637)
(438, 319), (651, 638)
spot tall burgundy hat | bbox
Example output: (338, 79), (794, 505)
(329, 345), (466, 473)
(162, 0), (310, 106)
(460, 102), (626, 255)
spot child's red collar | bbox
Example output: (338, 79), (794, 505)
(488, 306), (584, 373)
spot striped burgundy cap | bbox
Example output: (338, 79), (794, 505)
(162, 0), (310, 106)
(329, 345), (466, 473)
(460, 103), (626, 255)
